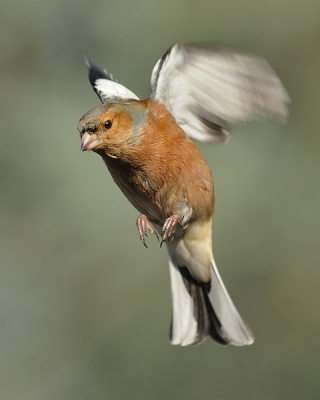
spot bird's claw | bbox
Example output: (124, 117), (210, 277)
(136, 215), (159, 248)
(160, 215), (181, 247)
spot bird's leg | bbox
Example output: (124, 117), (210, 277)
(161, 215), (181, 247)
(136, 214), (160, 248)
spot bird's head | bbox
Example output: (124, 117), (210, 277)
(78, 100), (148, 158)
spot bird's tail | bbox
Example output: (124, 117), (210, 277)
(168, 257), (254, 346)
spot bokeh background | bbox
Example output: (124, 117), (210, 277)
(1, 0), (320, 399)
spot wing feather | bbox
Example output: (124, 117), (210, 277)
(150, 43), (290, 143)
(85, 57), (139, 103)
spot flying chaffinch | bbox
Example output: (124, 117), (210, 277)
(78, 42), (289, 346)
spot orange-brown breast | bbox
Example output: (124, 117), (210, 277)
(100, 99), (214, 225)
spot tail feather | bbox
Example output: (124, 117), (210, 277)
(169, 257), (198, 346)
(178, 266), (228, 345)
(208, 259), (254, 345)
(169, 257), (254, 346)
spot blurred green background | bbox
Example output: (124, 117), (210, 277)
(1, 0), (320, 399)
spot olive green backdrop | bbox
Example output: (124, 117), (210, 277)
(1, 0), (320, 399)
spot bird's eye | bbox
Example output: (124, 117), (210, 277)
(104, 120), (112, 130)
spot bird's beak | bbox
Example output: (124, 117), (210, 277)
(80, 132), (101, 151)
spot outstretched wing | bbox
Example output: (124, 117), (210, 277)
(150, 43), (290, 143)
(85, 57), (139, 103)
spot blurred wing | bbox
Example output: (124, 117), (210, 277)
(150, 43), (290, 143)
(85, 57), (139, 103)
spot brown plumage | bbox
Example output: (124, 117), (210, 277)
(78, 42), (289, 346)
(78, 99), (252, 346)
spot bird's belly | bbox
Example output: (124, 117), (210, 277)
(166, 218), (213, 282)
(109, 168), (162, 220)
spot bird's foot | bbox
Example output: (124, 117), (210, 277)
(136, 214), (159, 248)
(161, 215), (181, 247)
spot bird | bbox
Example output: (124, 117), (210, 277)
(77, 42), (289, 346)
